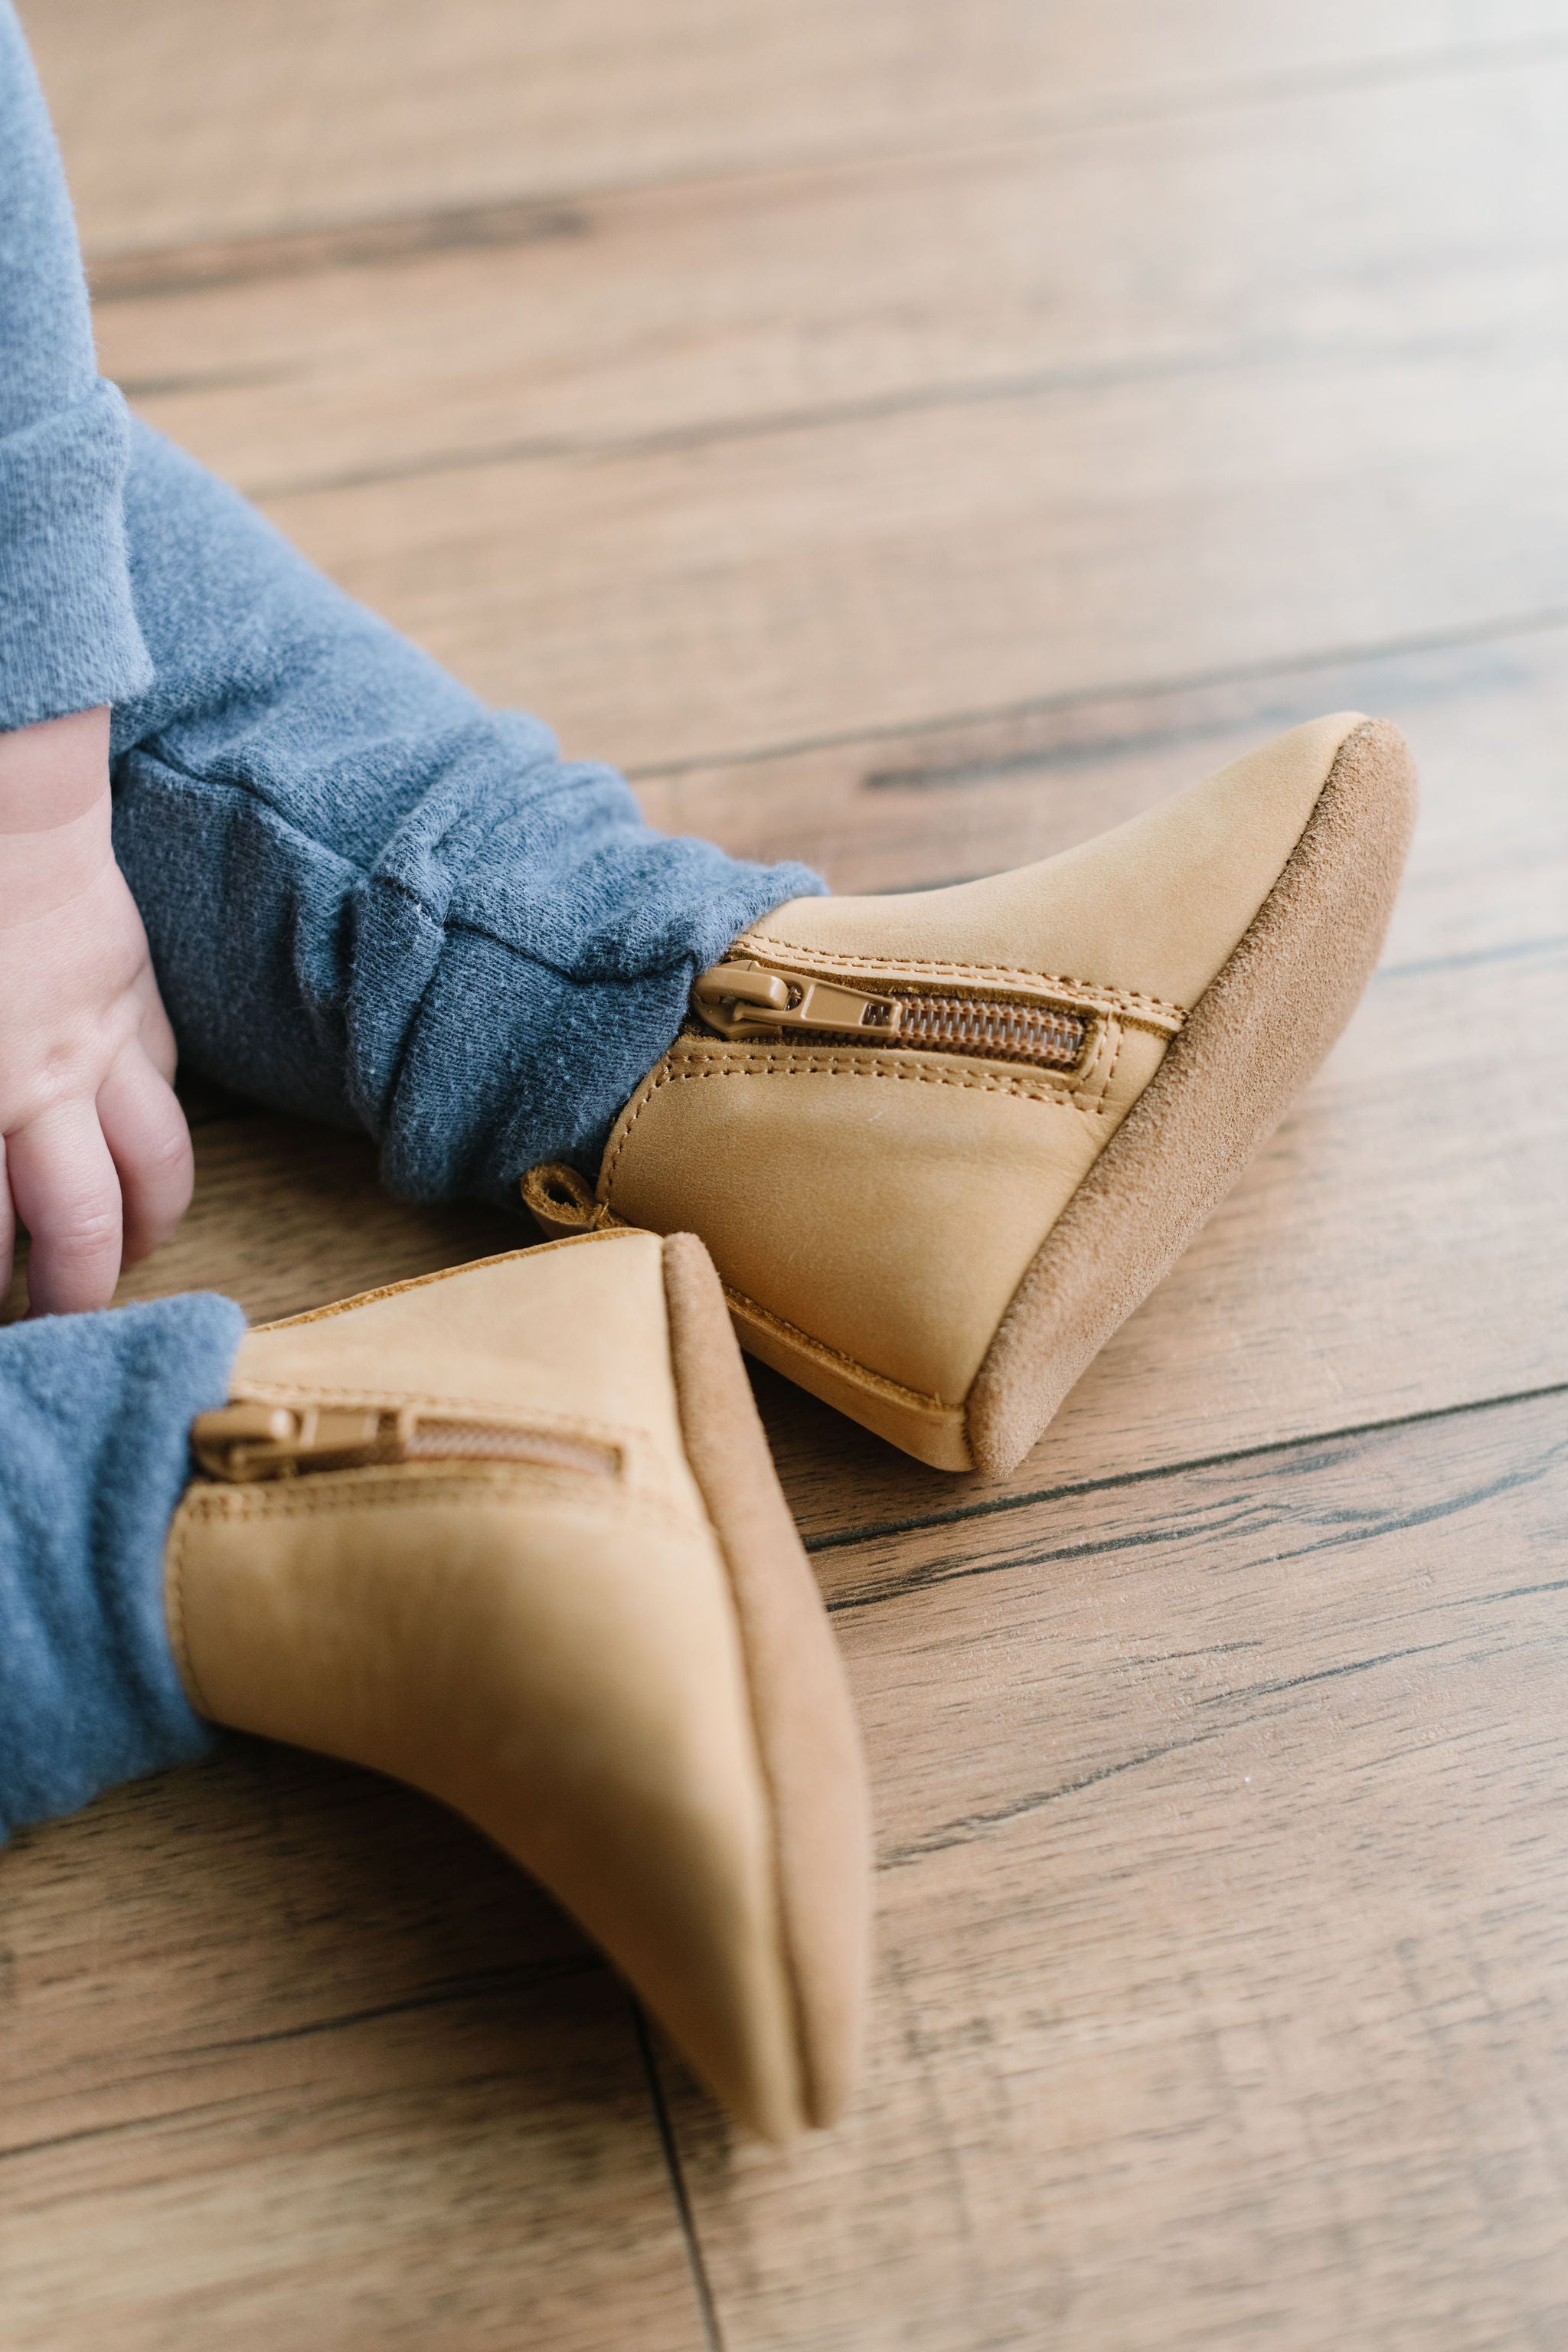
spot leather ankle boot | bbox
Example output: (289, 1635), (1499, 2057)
(524, 715), (1416, 1475)
(164, 1229), (868, 2143)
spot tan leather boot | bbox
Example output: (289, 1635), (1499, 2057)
(164, 1228), (868, 2143)
(524, 715), (1416, 1475)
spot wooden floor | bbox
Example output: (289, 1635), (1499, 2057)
(5, 4), (1568, 2344)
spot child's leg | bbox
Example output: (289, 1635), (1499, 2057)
(0, 1293), (244, 1838)
(110, 420), (821, 1206)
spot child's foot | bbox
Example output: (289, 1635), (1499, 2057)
(526, 715), (1416, 1475)
(165, 1230), (868, 2142)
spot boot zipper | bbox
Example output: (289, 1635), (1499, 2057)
(691, 959), (1089, 1072)
(191, 1401), (620, 1484)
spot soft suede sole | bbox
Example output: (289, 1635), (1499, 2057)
(965, 719), (1419, 1477)
(661, 1235), (871, 2123)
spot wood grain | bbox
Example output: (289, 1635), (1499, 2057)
(664, 1393), (1568, 2350)
(28, 2), (1564, 259)
(244, 330), (1568, 776)
(91, 52), (1568, 500)
(633, 616), (1568, 900)
(0, 1749), (708, 2351)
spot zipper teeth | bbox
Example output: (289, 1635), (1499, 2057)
(885, 994), (1086, 1068)
(689, 959), (1093, 1070)
(192, 1407), (622, 1482)
(398, 1421), (619, 1476)
(768, 995), (1089, 1070)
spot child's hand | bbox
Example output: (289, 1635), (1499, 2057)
(0, 707), (193, 1315)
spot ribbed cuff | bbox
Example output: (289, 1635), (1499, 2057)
(0, 377), (154, 731)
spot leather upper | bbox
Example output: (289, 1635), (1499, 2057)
(165, 1231), (853, 2141)
(603, 1019), (1168, 1416)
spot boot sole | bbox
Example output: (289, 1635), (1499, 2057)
(660, 1233), (871, 2130)
(964, 717), (1419, 1478)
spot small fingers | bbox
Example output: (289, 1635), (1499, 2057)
(97, 1047), (194, 1266)
(132, 961), (179, 1088)
(0, 1136), (15, 1307)
(7, 1102), (124, 1317)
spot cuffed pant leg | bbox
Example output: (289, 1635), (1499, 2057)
(110, 421), (822, 1205)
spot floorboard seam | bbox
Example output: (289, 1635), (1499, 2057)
(241, 323), (1540, 501)
(631, 1999), (726, 2352)
(812, 1377), (1568, 1586)
(625, 605), (1568, 782)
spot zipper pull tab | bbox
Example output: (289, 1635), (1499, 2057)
(191, 1403), (388, 1482)
(692, 959), (903, 1042)
(191, 1400), (626, 1483)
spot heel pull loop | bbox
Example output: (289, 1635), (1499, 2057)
(521, 1161), (606, 1240)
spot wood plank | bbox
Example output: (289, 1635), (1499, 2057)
(664, 1392), (1568, 2350)
(251, 331), (1568, 776)
(0, 1749), (707, 2350)
(28, 1), (1565, 260)
(94, 51), (1568, 501)
(634, 619), (1568, 906)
